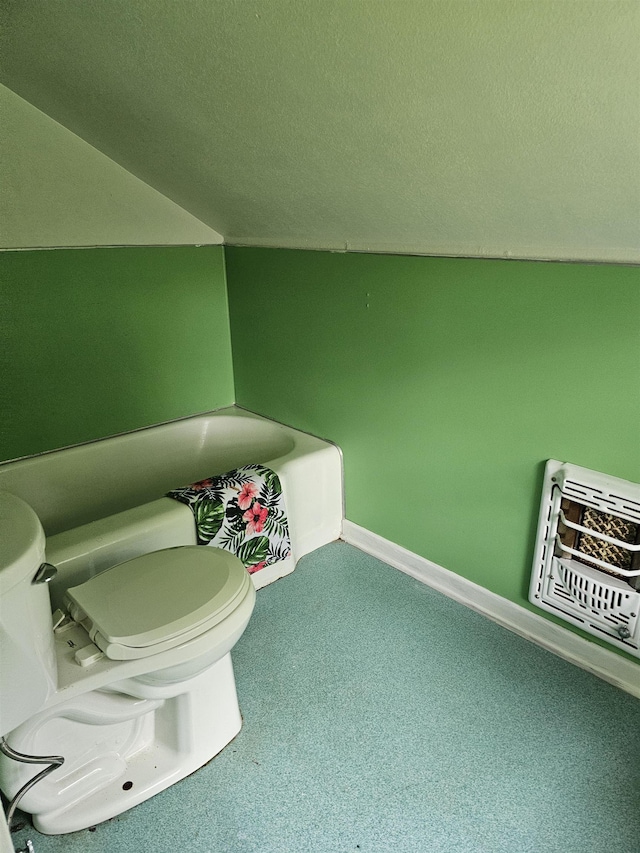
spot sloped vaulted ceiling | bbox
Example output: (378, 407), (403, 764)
(2, 0), (639, 262)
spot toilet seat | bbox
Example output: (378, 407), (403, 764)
(65, 546), (251, 661)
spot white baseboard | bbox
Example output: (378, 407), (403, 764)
(341, 520), (640, 699)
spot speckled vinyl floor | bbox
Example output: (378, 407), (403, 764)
(9, 542), (640, 853)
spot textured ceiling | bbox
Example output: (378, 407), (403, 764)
(1, 84), (223, 248)
(2, 0), (639, 261)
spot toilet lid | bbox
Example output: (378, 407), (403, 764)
(65, 546), (250, 657)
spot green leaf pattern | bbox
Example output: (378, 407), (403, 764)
(194, 499), (224, 543)
(167, 465), (291, 575)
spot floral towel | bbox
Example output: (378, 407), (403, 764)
(167, 465), (291, 575)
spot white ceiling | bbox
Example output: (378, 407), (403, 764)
(2, 0), (639, 261)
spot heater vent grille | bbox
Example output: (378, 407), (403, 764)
(561, 479), (640, 524)
(530, 461), (640, 658)
(556, 562), (632, 613)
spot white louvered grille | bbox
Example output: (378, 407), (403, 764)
(561, 478), (640, 524)
(530, 461), (640, 658)
(556, 563), (632, 613)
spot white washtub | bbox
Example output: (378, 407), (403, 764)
(0, 407), (343, 597)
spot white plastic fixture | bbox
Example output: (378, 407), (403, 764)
(530, 460), (640, 658)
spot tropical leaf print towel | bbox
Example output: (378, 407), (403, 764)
(167, 465), (291, 575)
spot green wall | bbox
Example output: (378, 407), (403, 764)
(226, 247), (640, 613)
(0, 245), (234, 461)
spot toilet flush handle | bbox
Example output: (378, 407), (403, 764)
(32, 562), (57, 584)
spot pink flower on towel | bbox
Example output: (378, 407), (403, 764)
(248, 561), (267, 574)
(243, 501), (268, 535)
(238, 482), (259, 510)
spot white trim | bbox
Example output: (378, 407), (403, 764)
(341, 520), (640, 699)
(223, 238), (640, 267)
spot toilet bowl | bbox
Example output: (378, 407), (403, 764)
(0, 491), (256, 835)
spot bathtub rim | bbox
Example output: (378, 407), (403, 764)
(0, 405), (343, 494)
(0, 404), (325, 467)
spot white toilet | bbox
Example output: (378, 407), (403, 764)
(0, 491), (256, 835)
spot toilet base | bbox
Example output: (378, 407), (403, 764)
(2, 654), (242, 835)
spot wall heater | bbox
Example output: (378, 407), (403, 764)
(530, 460), (640, 659)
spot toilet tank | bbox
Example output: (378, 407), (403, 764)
(0, 493), (56, 736)
(45, 497), (197, 611)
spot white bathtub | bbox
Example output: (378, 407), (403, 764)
(0, 407), (343, 597)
